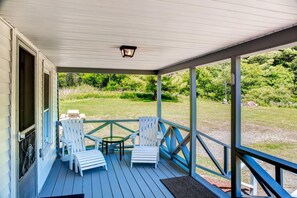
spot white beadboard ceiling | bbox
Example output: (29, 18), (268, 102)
(0, 0), (297, 70)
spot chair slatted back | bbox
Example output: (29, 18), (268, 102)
(61, 118), (86, 153)
(139, 117), (159, 147)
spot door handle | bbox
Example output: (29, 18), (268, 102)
(18, 132), (26, 142)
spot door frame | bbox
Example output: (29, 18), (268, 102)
(14, 37), (38, 198)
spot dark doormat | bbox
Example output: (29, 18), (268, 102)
(160, 176), (218, 198)
(41, 194), (84, 198)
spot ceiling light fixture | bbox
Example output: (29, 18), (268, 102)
(120, 45), (137, 58)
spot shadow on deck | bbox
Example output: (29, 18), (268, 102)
(39, 151), (187, 198)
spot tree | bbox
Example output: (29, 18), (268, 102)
(145, 76), (157, 100)
(58, 73), (67, 88)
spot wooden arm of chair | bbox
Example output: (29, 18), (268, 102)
(130, 131), (139, 146)
(60, 136), (73, 145)
(84, 134), (102, 150)
(157, 131), (163, 146)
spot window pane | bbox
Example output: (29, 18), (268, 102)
(44, 73), (50, 110)
(19, 47), (35, 131)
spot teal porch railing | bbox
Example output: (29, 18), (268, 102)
(83, 119), (139, 150)
(58, 119), (246, 180)
(159, 119), (231, 179)
(82, 118), (232, 180)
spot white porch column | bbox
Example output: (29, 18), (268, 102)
(157, 75), (162, 119)
(231, 56), (242, 197)
(189, 67), (197, 176)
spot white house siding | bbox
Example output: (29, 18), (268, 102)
(0, 19), (12, 198)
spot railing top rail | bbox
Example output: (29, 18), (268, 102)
(237, 146), (297, 173)
(84, 119), (139, 123)
(197, 132), (231, 149)
(159, 119), (190, 132)
(59, 118), (230, 149)
(160, 118), (231, 149)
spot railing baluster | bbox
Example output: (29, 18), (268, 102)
(110, 123), (113, 137)
(224, 146), (229, 174)
(196, 134), (225, 176)
(170, 127), (176, 155)
(275, 166), (283, 186)
(174, 127), (190, 166)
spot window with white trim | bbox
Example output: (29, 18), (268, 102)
(43, 71), (51, 144)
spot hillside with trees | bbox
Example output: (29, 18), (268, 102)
(59, 47), (297, 107)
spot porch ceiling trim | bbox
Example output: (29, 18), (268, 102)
(57, 67), (157, 75)
(158, 25), (297, 75)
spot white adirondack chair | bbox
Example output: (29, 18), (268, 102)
(60, 118), (107, 176)
(130, 117), (159, 168)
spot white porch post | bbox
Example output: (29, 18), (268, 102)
(189, 67), (197, 176)
(231, 56), (242, 197)
(157, 74), (162, 119)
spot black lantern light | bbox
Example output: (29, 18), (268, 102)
(120, 45), (137, 58)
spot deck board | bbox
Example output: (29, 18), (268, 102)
(109, 154), (134, 198)
(52, 162), (68, 196)
(152, 164), (168, 179)
(62, 168), (75, 195)
(82, 170), (93, 198)
(122, 154), (155, 198)
(105, 155), (123, 198)
(114, 153), (144, 198)
(98, 165), (113, 197)
(157, 162), (176, 178)
(134, 164), (165, 198)
(91, 168), (103, 198)
(40, 151), (187, 198)
(39, 159), (62, 197)
(143, 166), (174, 198)
(72, 172), (83, 194)
(160, 158), (185, 177)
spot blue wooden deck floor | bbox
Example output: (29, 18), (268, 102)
(39, 151), (187, 198)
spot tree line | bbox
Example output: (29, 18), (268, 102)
(59, 47), (297, 107)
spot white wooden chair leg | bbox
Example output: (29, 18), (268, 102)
(62, 142), (65, 158)
(69, 155), (73, 170)
(80, 168), (83, 177)
(68, 145), (74, 170)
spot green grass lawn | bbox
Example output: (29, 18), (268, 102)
(60, 97), (297, 130)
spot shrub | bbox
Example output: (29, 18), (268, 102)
(120, 92), (154, 100)
(243, 86), (293, 107)
(59, 85), (179, 102)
